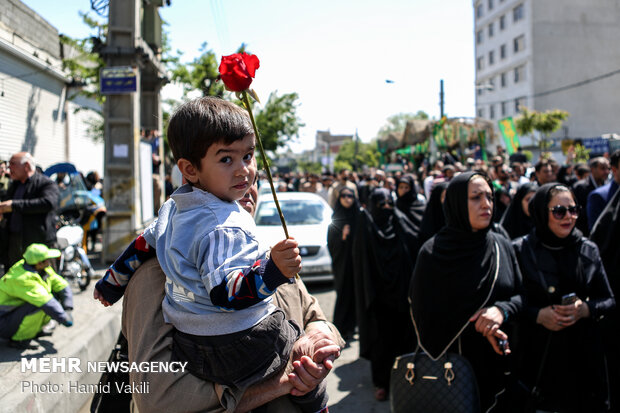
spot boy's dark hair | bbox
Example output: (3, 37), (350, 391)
(167, 97), (253, 169)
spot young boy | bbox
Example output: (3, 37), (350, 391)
(94, 97), (328, 413)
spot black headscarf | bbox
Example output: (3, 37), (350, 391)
(395, 174), (426, 233)
(410, 172), (500, 359)
(418, 181), (449, 244)
(528, 183), (581, 248)
(500, 182), (538, 239)
(330, 187), (360, 232)
(353, 187), (419, 359)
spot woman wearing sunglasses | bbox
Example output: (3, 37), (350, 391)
(513, 183), (615, 412)
(327, 187), (361, 341)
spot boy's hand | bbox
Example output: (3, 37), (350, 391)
(93, 288), (112, 307)
(270, 238), (302, 278)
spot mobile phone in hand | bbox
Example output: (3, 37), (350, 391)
(561, 292), (577, 305)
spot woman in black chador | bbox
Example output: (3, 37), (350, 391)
(590, 189), (620, 413)
(352, 187), (419, 401)
(500, 182), (537, 239)
(418, 181), (449, 244)
(409, 171), (524, 412)
(395, 174), (425, 231)
(513, 183), (615, 412)
(327, 187), (360, 340)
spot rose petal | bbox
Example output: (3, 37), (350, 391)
(218, 53), (260, 92)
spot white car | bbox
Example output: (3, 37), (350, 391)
(254, 192), (334, 283)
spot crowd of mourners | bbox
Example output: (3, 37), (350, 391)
(283, 147), (619, 413)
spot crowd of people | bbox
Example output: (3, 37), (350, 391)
(306, 148), (618, 412)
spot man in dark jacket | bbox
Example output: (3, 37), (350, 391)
(0, 152), (59, 270)
(572, 156), (610, 235)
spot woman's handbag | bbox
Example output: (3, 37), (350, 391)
(389, 344), (480, 413)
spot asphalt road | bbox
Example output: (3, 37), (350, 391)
(306, 282), (390, 413)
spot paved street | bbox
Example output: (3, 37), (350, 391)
(307, 283), (391, 413)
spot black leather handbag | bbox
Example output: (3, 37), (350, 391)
(389, 346), (480, 413)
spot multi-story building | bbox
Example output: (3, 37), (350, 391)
(474, 0), (620, 145)
(0, 0), (103, 173)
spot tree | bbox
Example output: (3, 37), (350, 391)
(254, 92), (304, 152)
(515, 107), (569, 155)
(170, 42), (230, 98)
(335, 140), (380, 170)
(376, 111), (429, 140)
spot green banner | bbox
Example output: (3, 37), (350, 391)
(478, 130), (488, 161)
(497, 117), (520, 155)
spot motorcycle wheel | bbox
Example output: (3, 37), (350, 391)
(65, 256), (91, 291)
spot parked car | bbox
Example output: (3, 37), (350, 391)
(254, 192), (334, 283)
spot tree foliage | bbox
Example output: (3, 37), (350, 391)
(377, 111), (429, 140)
(254, 92), (304, 152)
(515, 107), (569, 151)
(335, 140), (380, 170)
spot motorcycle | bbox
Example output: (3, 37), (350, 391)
(56, 217), (95, 291)
(44, 163), (107, 253)
(44, 163), (105, 291)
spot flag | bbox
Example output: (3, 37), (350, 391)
(497, 117), (521, 155)
(478, 130), (488, 161)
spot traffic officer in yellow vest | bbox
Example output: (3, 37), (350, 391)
(0, 243), (73, 349)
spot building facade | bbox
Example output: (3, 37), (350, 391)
(474, 0), (620, 142)
(0, 0), (104, 174)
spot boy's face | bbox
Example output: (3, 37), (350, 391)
(194, 134), (257, 202)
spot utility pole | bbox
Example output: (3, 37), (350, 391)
(100, 0), (167, 261)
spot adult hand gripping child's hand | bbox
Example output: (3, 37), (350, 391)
(270, 238), (302, 278)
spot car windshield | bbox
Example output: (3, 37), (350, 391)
(256, 199), (325, 226)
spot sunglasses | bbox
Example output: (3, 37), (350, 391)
(549, 205), (580, 219)
(340, 194), (354, 199)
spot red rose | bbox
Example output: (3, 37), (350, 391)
(218, 53), (260, 92)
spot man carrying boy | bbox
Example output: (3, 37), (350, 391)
(95, 97), (329, 412)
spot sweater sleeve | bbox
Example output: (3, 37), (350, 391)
(95, 234), (156, 304)
(199, 227), (292, 311)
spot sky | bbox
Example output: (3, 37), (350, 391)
(21, 0), (476, 153)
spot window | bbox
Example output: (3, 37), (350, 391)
(515, 96), (526, 112)
(476, 3), (484, 19)
(488, 22), (494, 38)
(500, 72), (507, 87)
(477, 87), (483, 96)
(500, 44), (506, 59)
(477, 56), (484, 70)
(489, 104), (495, 119)
(489, 50), (495, 65)
(500, 15), (506, 30)
(488, 0), (494, 10)
(478, 108), (485, 118)
(513, 4), (524, 22)
(488, 78), (495, 90)
(477, 30), (484, 44)
(501, 101), (507, 116)
(514, 65), (525, 83)
(513, 35), (525, 53)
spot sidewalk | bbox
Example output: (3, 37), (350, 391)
(0, 252), (121, 413)
(0, 253), (391, 413)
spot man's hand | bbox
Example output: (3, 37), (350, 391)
(270, 238), (302, 278)
(93, 288), (112, 307)
(288, 330), (341, 396)
(0, 200), (12, 213)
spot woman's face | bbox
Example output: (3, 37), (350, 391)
(397, 182), (411, 198)
(547, 190), (577, 239)
(521, 191), (535, 217)
(339, 191), (355, 208)
(467, 177), (493, 232)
